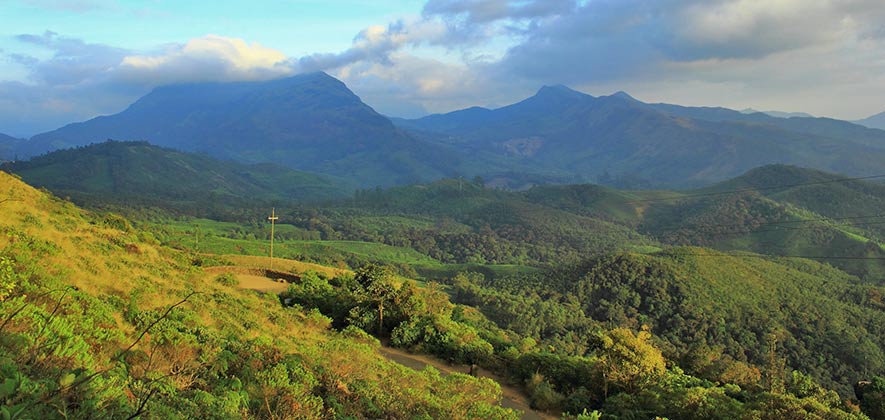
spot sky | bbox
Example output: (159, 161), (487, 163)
(2, 0), (885, 137)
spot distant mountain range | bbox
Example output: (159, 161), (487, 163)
(9, 73), (885, 189)
(1, 141), (350, 210)
(855, 111), (885, 130)
(399, 86), (885, 188)
(739, 108), (814, 118)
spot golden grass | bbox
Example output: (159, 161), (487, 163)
(0, 170), (339, 348)
(219, 253), (350, 277)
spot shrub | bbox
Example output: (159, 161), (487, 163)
(0, 256), (16, 300)
(214, 272), (239, 286)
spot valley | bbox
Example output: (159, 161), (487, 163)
(3, 154), (884, 418)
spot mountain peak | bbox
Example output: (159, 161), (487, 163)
(609, 91), (639, 102)
(535, 84), (585, 98)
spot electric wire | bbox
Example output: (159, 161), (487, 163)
(624, 173), (885, 204)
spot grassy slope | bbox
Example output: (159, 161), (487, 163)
(0, 171), (518, 419)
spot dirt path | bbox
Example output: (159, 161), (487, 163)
(378, 346), (558, 420)
(235, 274), (290, 293)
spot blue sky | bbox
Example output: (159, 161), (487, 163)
(1, 1), (424, 55)
(2, 0), (885, 136)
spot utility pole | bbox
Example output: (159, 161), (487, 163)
(193, 224), (200, 253)
(267, 208), (279, 271)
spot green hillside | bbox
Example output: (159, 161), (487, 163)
(635, 165), (885, 280)
(0, 170), (521, 419)
(711, 165), (885, 238)
(2, 141), (351, 210)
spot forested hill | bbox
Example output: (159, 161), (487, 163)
(453, 249), (885, 398)
(511, 165), (885, 281)
(707, 164), (885, 224)
(2, 140), (351, 209)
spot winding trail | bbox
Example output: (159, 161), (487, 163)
(377, 346), (558, 420)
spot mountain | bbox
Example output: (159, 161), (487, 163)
(0, 132), (22, 161)
(651, 102), (885, 150)
(856, 111), (885, 130)
(398, 86), (885, 188)
(23, 72), (465, 187)
(2, 140), (350, 210)
(740, 108), (814, 118)
(19, 75), (885, 190)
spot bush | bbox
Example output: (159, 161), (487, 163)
(214, 272), (239, 286)
(0, 256), (17, 300)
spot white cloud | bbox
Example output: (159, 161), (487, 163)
(118, 35), (293, 85)
(0, 34), (298, 135)
(4, 0), (885, 134)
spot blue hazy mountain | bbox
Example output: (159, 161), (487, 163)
(399, 86), (885, 188)
(24, 72), (466, 187)
(855, 111), (885, 130)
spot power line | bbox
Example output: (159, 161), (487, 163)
(626, 173), (885, 204)
(647, 213), (885, 235)
(717, 220), (885, 237)
(655, 251), (885, 261)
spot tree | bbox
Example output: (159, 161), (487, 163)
(352, 264), (398, 336)
(856, 376), (885, 420)
(597, 328), (666, 395)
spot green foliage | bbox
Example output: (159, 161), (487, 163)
(527, 374), (564, 411)
(856, 376), (885, 420)
(0, 256), (15, 301)
(214, 272), (239, 286)
(448, 248), (885, 414)
(100, 212), (134, 232)
(597, 328), (666, 394)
